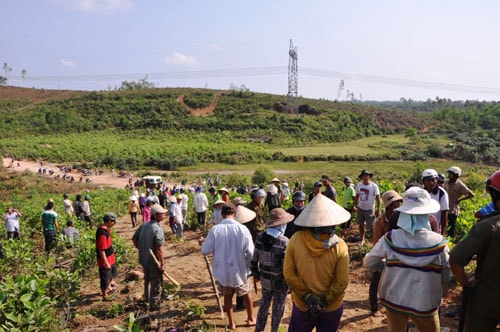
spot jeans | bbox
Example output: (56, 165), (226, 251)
(43, 229), (56, 253)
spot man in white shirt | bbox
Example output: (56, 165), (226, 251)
(353, 170), (381, 245)
(179, 188), (189, 223)
(421, 169), (449, 235)
(201, 204), (256, 330)
(193, 187), (209, 226)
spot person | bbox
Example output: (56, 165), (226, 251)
(449, 169), (500, 331)
(41, 201), (59, 254)
(265, 183), (281, 212)
(62, 219), (80, 243)
(363, 187), (451, 332)
(219, 187), (230, 203)
(138, 193), (146, 214)
(208, 199), (225, 226)
(281, 182), (291, 201)
(171, 195), (184, 238)
(251, 208), (294, 332)
(308, 181), (323, 203)
(369, 190), (402, 317)
(208, 186), (221, 207)
(421, 169), (449, 235)
(179, 188), (189, 224)
(201, 203), (256, 330)
(128, 195), (140, 227)
(353, 169), (381, 245)
(194, 186), (209, 226)
(81, 195), (93, 227)
(157, 190), (167, 208)
(63, 193), (74, 216)
(437, 173), (446, 187)
(73, 194), (83, 220)
(285, 190), (306, 239)
(284, 194), (350, 332)
(271, 177), (284, 202)
(246, 188), (266, 241)
(132, 204), (167, 310)
(96, 212), (118, 301)
(320, 175), (337, 202)
(342, 176), (356, 236)
(444, 166), (474, 237)
(3, 206), (22, 239)
(142, 196), (154, 223)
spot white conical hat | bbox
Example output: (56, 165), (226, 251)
(235, 205), (256, 224)
(294, 193), (351, 227)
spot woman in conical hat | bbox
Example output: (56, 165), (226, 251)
(284, 194), (351, 331)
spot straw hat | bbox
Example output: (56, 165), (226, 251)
(129, 195), (137, 201)
(266, 184), (278, 195)
(168, 195), (177, 203)
(232, 197), (248, 206)
(395, 187), (440, 215)
(218, 187), (229, 194)
(382, 190), (402, 208)
(265, 208), (294, 228)
(213, 199), (225, 207)
(271, 177), (280, 183)
(151, 204), (168, 215)
(294, 193), (351, 227)
(235, 205), (256, 224)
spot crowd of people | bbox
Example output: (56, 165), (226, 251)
(3, 164), (500, 332)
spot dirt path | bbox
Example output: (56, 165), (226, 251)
(2, 158), (462, 331)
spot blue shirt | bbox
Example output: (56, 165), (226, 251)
(201, 218), (254, 287)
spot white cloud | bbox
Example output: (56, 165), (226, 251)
(52, 0), (133, 13)
(60, 59), (78, 69)
(164, 52), (200, 67)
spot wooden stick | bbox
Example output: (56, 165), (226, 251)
(148, 249), (180, 287)
(204, 255), (224, 319)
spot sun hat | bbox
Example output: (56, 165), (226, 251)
(145, 196), (155, 204)
(271, 177), (281, 183)
(103, 212), (117, 222)
(294, 193), (351, 227)
(213, 199), (225, 207)
(139, 193), (146, 197)
(235, 205), (256, 224)
(313, 181), (323, 188)
(382, 190), (403, 208)
(218, 187), (229, 194)
(232, 197), (248, 206)
(168, 195), (177, 203)
(175, 194), (182, 200)
(395, 187), (440, 215)
(421, 169), (438, 180)
(266, 184), (278, 195)
(151, 204), (168, 215)
(129, 195), (137, 201)
(282, 182), (289, 187)
(265, 208), (294, 228)
(447, 166), (462, 177)
(358, 170), (373, 179)
(343, 176), (353, 184)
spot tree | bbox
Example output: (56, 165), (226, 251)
(0, 76), (6, 85)
(3, 62), (12, 78)
(117, 75), (156, 90)
(251, 166), (276, 186)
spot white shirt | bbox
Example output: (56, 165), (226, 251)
(171, 203), (183, 225)
(201, 218), (254, 287)
(356, 182), (380, 210)
(208, 209), (223, 225)
(194, 193), (209, 213)
(429, 187), (449, 233)
(4, 212), (20, 232)
(63, 198), (74, 215)
(180, 193), (189, 210)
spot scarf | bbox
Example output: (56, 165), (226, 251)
(397, 212), (431, 235)
(266, 224), (287, 238)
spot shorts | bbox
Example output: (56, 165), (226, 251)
(356, 208), (376, 231)
(99, 264), (117, 290)
(217, 278), (251, 297)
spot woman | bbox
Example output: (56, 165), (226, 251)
(128, 195), (140, 227)
(251, 208), (294, 332)
(3, 206), (22, 239)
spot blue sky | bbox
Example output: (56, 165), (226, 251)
(2, 0), (500, 101)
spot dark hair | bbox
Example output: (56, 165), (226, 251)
(76, 194), (82, 201)
(221, 203), (236, 217)
(67, 220), (73, 226)
(46, 201), (54, 210)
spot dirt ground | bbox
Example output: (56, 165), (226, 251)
(3, 158), (464, 331)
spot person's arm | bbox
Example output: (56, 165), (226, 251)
(98, 248), (111, 269)
(352, 193), (360, 211)
(326, 243), (350, 305)
(155, 245), (164, 271)
(375, 194), (381, 217)
(440, 210), (448, 236)
(54, 218), (59, 233)
(14, 209), (22, 217)
(449, 256), (479, 288)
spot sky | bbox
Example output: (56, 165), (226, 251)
(2, 0), (500, 101)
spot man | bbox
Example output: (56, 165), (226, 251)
(444, 166), (474, 237)
(246, 188), (266, 241)
(364, 187), (450, 331)
(132, 204), (167, 310)
(285, 190), (306, 239)
(73, 194), (83, 220)
(179, 188), (189, 224)
(320, 175), (337, 202)
(81, 195), (93, 227)
(96, 212), (118, 301)
(208, 187), (221, 207)
(342, 176), (356, 236)
(271, 177), (284, 202)
(353, 170), (381, 245)
(265, 183), (281, 212)
(308, 181), (323, 203)
(41, 201), (59, 254)
(193, 186), (209, 226)
(171, 195), (184, 238)
(421, 169), (449, 235)
(449, 169), (500, 331)
(62, 219), (80, 243)
(201, 204), (256, 330)
(284, 194), (350, 332)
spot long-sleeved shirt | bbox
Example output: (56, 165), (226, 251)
(251, 232), (289, 290)
(201, 218), (254, 287)
(194, 193), (209, 213)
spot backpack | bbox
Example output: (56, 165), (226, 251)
(266, 193), (281, 211)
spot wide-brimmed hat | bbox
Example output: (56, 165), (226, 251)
(265, 208), (294, 228)
(294, 194), (351, 227)
(151, 204), (168, 215)
(266, 184), (278, 195)
(271, 177), (281, 183)
(395, 187), (440, 215)
(213, 199), (225, 207)
(129, 195), (137, 201)
(139, 193), (146, 197)
(358, 169), (373, 179)
(382, 190), (403, 208)
(218, 187), (229, 194)
(232, 197), (248, 206)
(235, 205), (256, 224)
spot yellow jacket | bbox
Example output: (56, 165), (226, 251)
(284, 230), (349, 312)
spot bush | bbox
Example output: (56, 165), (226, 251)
(251, 166), (276, 186)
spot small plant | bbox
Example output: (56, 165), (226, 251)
(114, 313), (141, 332)
(106, 303), (125, 318)
(184, 301), (206, 320)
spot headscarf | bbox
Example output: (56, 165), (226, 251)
(396, 212), (431, 235)
(266, 224), (287, 238)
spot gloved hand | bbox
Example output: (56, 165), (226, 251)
(305, 293), (326, 318)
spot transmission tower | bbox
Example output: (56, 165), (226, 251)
(286, 39), (298, 114)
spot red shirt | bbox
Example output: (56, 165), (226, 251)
(96, 226), (115, 268)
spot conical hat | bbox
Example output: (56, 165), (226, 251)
(235, 205), (256, 224)
(294, 194), (351, 227)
